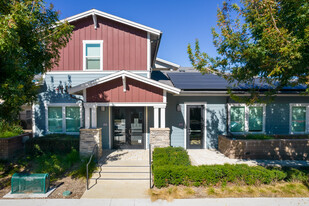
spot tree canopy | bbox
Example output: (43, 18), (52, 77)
(188, 0), (309, 103)
(0, 0), (73, 123)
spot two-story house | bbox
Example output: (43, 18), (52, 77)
(33, 9), (309, 156)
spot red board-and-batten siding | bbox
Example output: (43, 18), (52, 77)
(52, 16), (147, 71)
(86, 77), (163, 102)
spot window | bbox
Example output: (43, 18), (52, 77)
(228, 104), (265, 133)
(290, 104), (308, 133)
(66, 107), (80, 132)
(83, 40), (103, 71)
(48, 107), (63, 133)
(47, 104), (81, 133)
(230, 106), (245, 132)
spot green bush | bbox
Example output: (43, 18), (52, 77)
(34, 149), (80, 181)
(0, 121), (23, 138)
(151, 147), (309, 188)
(153, 164), (287, 188)
(152, 147), (191, 168)
(25, 134), (79, 155)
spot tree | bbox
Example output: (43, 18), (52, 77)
(188, 0), (309, 103)
(0, 0), (73, 123)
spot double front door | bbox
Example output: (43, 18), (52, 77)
(113, 107), (145, 149)
(187, 105), (205, 149)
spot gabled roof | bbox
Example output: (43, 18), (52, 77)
(60, 9), (162, 36)
(68, 70), (181, 94)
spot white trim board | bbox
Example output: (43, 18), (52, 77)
(59, 9), (161, 36)
(46, 71), (149, 74)
(183, 102), (207, 149)
(68, 70), (181, 94)
(227, 103), (266, 134)
(289, 103), (309, 134)
(84, 102), (166, 107)
(156, 58), (180, 69)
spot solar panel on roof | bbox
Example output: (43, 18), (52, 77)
(167, 72), (307, 91)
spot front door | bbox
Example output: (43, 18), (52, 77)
(187, 105), (204, 149)
(113, 107), (145, 149)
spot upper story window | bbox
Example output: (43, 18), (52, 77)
(290, 104), (309, 134)
(83, 40), (103, 71)
(228, 104), (266, 134)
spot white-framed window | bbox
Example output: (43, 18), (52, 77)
(83, 40), (103, 71)
(228, 103), (266, 134)
(289, 104), (309, 134)
(46, 103), (82, 134)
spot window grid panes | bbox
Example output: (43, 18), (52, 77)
(85, 44), (101, 70)
(249, 107), (263, 132)
(66, 107), (80, 132)
(230, 107), (245, 132)
(291, 107), (306, 132)
(48, 107), (62, 133)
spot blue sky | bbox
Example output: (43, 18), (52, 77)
(46, 0), (225, 67)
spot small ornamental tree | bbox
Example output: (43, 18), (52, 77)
(0, 0), (73, 123)
(188, 0), (309, 103)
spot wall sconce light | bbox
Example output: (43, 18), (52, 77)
(176, 104), (181, 112)
(101, 106), (106, 112)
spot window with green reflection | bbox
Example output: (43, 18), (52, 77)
(48, 107), (62, 132)
(291, 107), (306, 132)
(66, 107), (80, 132)
(230, 106), (245, 132)
(249, 107), (263, 132)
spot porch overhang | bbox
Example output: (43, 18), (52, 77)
(68, 70), (181, 95)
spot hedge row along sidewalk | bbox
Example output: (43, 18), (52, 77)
(152, 147), (309, 188)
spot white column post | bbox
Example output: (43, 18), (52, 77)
(160, 107), (166, 128)
(91, 105), (97, 128)
(85, 106), (90, 129)
(154, 107), (159, 128)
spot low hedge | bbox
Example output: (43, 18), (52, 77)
(153, 147), (191, 168)
(152, 147), (309, 188)
(153, 164), (287, 188)
(25, 134), (79, 155)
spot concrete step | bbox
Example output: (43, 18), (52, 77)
(91, 171), (149, 179)
(95, 166), (149, 173)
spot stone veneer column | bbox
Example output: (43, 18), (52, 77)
(79, 128), (102, 158)
(149, 128), (170, 148)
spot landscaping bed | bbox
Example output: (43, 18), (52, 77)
(151, 147), (309, 200)
(218, 135), (309, 160)
(0, 134), (96, 199)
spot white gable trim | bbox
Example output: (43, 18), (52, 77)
(60, 9), (161, 36)
(68, 70), (181, 94)
(156, 58), (180, 69)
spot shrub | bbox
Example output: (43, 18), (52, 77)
(153, 164), (287, 188)
(0, 121), (23, 138)
(34, 149), (80, 181)
(152, 147), (191, 168)
(25, 134), (79, 155)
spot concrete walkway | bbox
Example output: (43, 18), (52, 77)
(188, 149), (309, 167)
(1, 198), (309, 206)
(81, 150), (150, 199)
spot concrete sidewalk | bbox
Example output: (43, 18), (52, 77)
(1, 198), (309, 206)
(188, 149), (309, 167)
